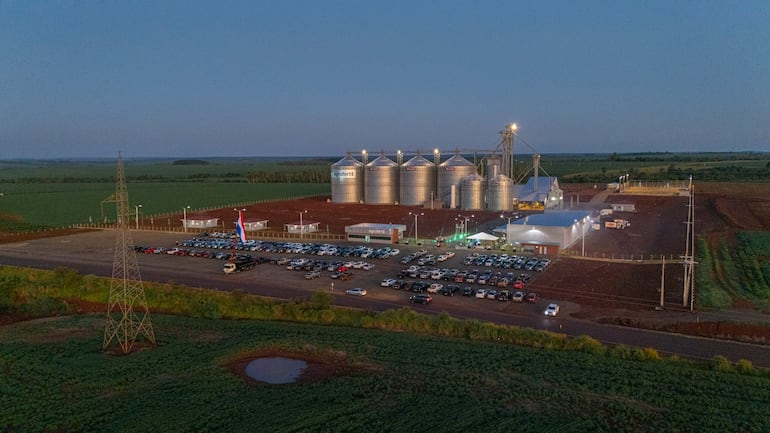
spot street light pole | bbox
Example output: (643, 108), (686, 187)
(135, 204), (142, 230)
(582, 218), (589, 257)
(183, 205), (190, 233)
(409, 212), (423, 243)
(299, 210), (307, 239)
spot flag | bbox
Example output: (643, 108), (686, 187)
(236, 211), (247, 243)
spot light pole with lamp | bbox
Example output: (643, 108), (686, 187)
(298, 210), (307, 239)
(409, 212), (423, 243)
(182, 205), (190, 233)
(135, 204), (142, 230)
(582, 217), (591, 257)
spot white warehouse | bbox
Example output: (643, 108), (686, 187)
(499, 210), (592, 255)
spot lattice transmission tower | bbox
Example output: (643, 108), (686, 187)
(103, 152), (155, 353)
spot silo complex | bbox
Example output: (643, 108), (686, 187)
(364, 154), (399, 204)
(331, 154), (364, 203)
(437, 154), (476, 208)
(487, 174), (514, 211)
(460, 174), (486, 210)
(399, 155), (435, 206)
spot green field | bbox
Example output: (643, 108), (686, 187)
(1, 265), (769, 432)
(2, 313), (769, 433)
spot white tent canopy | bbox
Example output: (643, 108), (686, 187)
(467, 232), (499, 241)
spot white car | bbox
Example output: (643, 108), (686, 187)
(380, 278), (397, 287)
(475, 289), (488, 299)
(427, 283), (443, 294)
(346, 288), (367, 296)
(362, 263), (376, 271)
(544, 303), (560, 316)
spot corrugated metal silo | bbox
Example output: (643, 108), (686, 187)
(487, 174), (514, 211)
(399, 155), (435, 206)
(331, 154), (364, 203)
(365, 154), (399, 204)
(437, 154), (476, 208)
(460, 173), (486, 210)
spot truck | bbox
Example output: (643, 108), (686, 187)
(223, 258), (257, 274)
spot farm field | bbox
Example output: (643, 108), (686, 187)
(2, 313), (770, 433)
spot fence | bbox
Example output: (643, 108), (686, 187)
(560, 249), (684, 264)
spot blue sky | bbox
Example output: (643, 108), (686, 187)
(1, 0), (768, 158)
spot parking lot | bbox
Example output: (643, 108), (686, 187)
(127, 232), (560, 317)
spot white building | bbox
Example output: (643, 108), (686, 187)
(345, 223), (407, 244)
(498, 210), (592, 255)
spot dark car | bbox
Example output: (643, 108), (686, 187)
(462, 287), (475, 297)
(411, 281), (429, 293)
(526, 292), (539, 303)
(441, 285), (460, 296)
(496, 290), (511, 301)
(409, 294), (432, 304)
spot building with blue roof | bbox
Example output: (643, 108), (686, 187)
(497, 210), (592, 255)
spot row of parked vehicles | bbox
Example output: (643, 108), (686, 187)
(179, 236), (400, 260)
(463, 253), (552, 272)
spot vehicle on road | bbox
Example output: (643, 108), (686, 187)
(409, 294), (432, 304)
(544, 303), (559, 316)
(346, 288), (367, 296)
(223, 258), (257, 274)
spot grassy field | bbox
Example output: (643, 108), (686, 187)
(0, 182), (328, 228)
(2, 313), (769, 433)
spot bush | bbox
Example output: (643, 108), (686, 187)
(712, 355), (734, 372)
(565, 335), (605, 355)
(735, 359), (754, 374)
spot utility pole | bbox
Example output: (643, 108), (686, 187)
(104, 152), (155, 354)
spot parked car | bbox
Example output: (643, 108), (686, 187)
(462, 287), (475, 297)
(544, 303), (559, 316)
(427, 283), (443, 294)
(512, 291), (525, 303)
(496, 290), (511, 301)
(305, 270), (321, 279)
(381, 278), (397, 287)
(345, 288), (367, 296)
(475, 289), (488, 299)
(440, 285), (459, 296)
(409, 294), (432, 304)
(526, 292), (539, 303)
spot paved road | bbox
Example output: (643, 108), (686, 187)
(2, 230), (770, 368)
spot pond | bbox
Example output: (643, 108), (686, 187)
(244, 357), (308, 384)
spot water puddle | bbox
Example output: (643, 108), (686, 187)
(244, 357), (308, 384)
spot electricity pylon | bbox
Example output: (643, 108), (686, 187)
(104, 152), (155, 353)
(681, 177), (697, 311)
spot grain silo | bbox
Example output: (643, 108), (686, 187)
(487, 174), (514, 211)
(399, 154), (435, 206)
(364, 154), (399, 204)
(437, 153), (476, 208)
(460, 173), (486, 210)
(331, 154), (364, 203)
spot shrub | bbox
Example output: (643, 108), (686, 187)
(565, 335), (605, 355)
(712, 355), (734, 372)
(735, 359), (754, 374)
